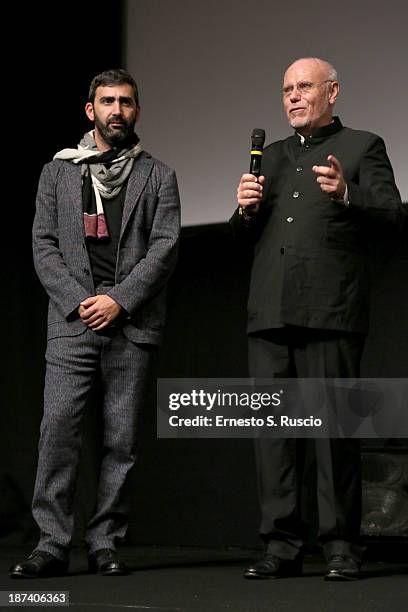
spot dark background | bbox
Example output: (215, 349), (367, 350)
(2, 2), (407, 552)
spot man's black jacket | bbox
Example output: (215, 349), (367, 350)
(230, 118), (402, 335)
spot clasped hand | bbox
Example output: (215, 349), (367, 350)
(78, 295), (122, 331)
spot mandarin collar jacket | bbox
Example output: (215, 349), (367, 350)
(231, 118), (402, 334)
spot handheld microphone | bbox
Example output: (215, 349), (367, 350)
(250, 128), (265, 178)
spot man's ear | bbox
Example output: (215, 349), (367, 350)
(85, 102), (94, 122)
(329, 81), (339, 106)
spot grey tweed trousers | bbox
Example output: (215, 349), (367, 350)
(32, 325), (154, 561)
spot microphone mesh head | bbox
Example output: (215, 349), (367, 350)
(251, 128), (265, 148)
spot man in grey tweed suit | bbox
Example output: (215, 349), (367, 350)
(10, 69), (180, 578)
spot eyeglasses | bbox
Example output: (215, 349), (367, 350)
(282, 80), (333, 97)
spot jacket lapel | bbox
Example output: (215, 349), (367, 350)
(61, 163), (84, 234)
(120, 153), (154, 240)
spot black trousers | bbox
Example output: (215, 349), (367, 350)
(248, 327), (365, 562)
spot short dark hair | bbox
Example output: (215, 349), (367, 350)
(88, 68), (139, 105)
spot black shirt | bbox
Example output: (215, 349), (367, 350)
(85, 178), (128, 287)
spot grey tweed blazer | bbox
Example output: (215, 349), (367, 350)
(32, 151), (181, 345)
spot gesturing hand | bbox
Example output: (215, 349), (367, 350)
(79, 295), (122, 331)
(312, 155), (346, 201)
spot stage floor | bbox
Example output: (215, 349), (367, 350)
(1, 546), (407, 611)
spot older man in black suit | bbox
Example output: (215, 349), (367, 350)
(232, 57), (402, 581)
(10, 69), (180, 578)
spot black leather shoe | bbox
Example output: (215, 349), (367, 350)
(88, 549), (127, 576)
(324, 554), (361, 581)
(9, 551), (68, 579)
(244, 554), (303, 579)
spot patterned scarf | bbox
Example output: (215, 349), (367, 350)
(54, 131), (142, 239)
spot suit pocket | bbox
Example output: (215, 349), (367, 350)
(47, 319), (87, 340)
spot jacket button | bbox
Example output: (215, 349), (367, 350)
(280, 247), (285, 254)
(296, 166), (303, 172)
(292, 191), (300, 198)
(286, 217), (294, 223)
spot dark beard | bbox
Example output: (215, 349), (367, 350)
(94, 114), (135, 148)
